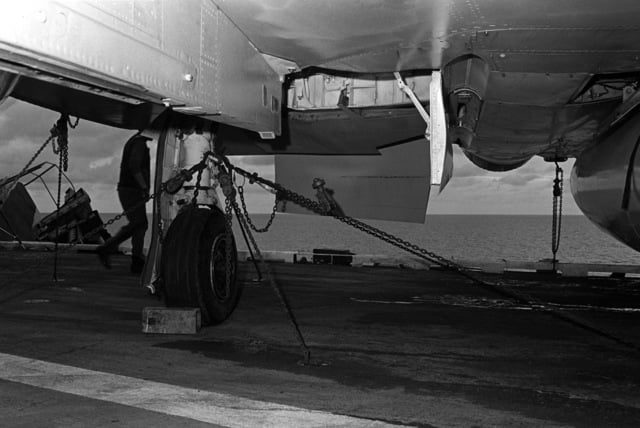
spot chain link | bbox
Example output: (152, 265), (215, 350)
(50, 114), (72, 172)
(220, 158), (530, 297)
(216, 154), (640, 353)
(0, 186), (161, 291)
(551, 162), (564, 263)
(7, 138), (636, 354)
(6, 115), (71, 190)
(211, 155), (463, 271)
(54, 140), (69, 172)
(52, 138), (66, 280)
(67, 116), (80, 129)
(266, 180), (465, 272)
(52, 185), (162, 255)
(156, 206), (164, 244)
(237, 185), (279, 233)
(75, 151), (214, 247)
(223, 194), (234, 297)
(192, 165), (203, 205)
(62, 145), (69, 172)
(16, 137), (55, 182)
(218, 165), (311, 364)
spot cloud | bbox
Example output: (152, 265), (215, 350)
(417, 144), (580, 214)
(89, 156), (115, 169)
(453, 159), (492, 179)
(0, 100), (131, 212)
(497, 173), (541, 187)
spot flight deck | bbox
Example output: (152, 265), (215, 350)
(0, 250), (639, 427)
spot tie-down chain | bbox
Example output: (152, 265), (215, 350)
(7, 136), (638, 357)
(205, 152), (640, 354)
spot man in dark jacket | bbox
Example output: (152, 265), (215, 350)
(97, 132), (151, 274)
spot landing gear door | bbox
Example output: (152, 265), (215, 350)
(275, 139), (431, 223)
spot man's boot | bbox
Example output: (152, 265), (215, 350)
(95, 245), (112, 269)
(130, 256), (145, 274)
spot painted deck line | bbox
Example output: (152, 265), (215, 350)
(0, 352), (398, 428)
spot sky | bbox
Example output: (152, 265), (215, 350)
(0, 99), (582, 217)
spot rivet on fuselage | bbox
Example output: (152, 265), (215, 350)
(35, 10), (47, 23)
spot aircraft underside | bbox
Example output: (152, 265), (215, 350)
(1, 1), (640, 322)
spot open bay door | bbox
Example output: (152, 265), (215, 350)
(274, 70), (450, 223)
(275, 139), (431, 223)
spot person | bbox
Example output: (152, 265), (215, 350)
(97, 132), (151, 274)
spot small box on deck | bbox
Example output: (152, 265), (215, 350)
(312, 248), (354, 266)
(142, 307), (201, 334)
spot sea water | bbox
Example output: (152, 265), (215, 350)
(101, 213), (639, 265)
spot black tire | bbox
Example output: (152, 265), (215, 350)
(161, 206), (241, 325)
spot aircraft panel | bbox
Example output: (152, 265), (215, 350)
(0, 1), (281, 134)
(539, 99), (621, 159)
(475, 103), (554, 144)
(484, 72), (588, 107)
(215, 0), (640, 73)
(274, 139), (430, 223)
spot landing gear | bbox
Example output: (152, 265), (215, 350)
(160, 205), (241, 325)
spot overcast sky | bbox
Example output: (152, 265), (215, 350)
(0, 99), (581, 217)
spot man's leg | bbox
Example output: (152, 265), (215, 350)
(96, 188), (146, 269)
(96, 221), (135, 269)
(120, 188), (148, 273)
(129, 208), (148, 273)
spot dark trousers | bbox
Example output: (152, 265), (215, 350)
(101, 187), (148, 259)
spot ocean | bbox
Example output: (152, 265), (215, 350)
(102, 213), (640, 265)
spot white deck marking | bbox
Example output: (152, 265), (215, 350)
(0, 352), (398, 427)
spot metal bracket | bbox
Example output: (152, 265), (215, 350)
(394, 71), (449, 187)
(394, 72), (431, 139)
(612, 86), (640, 128)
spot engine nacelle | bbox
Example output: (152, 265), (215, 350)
(571, 109), (640, 252)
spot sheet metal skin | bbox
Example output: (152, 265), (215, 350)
(217, 0), (640, 161)
(215, 0), (640, 74)
(0, 1), (281, 134)
(571, 110), (640, 253)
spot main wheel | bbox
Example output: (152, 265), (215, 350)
(161, 206), (241, 325)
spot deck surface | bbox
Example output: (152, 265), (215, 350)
(0, 250), (640, 427)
